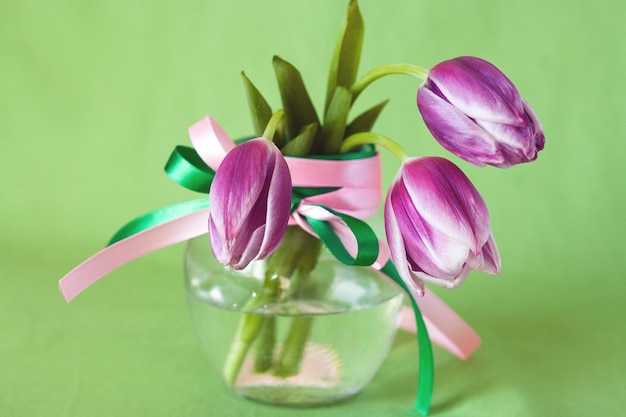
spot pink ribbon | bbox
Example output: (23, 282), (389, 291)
(59, 116), (480, 360)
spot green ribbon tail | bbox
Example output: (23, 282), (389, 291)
(381, 261), (434, 415)
(107, 198), (209, 246)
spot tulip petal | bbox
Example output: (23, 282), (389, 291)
(474, 120), (537, 167)
(384, 186), (425, 296)
(232, 225), (266, 270)
(209, 140), (269, 242)
(402, 157), (491, 251)
(478, 234), (501, 274)
(420, 263), (471, 289)
(522, 99), (545, 151)
(258, 153), (292, 258)
(418, 86), (505, 167)
(427, 56), (525, 125)
(391, 179), (470, 280)
(208, 215), (228, 265)
(475, 120), (531, 153)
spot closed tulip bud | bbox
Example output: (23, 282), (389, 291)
(384, 156), (500, 295)
(209, 138), (292, 270)
(417, 56), (544, 168)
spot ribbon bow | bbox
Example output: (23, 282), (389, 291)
(59, 116), (481, 415)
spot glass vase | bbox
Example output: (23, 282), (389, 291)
(184, 234), (403, 406)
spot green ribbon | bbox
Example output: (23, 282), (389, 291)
(304, 205), (379, 266)
(164, 145), (215, 193)
(291, 187), (340, 213)
(381, 262), (434, 415)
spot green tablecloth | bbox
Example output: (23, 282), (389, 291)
(2, 1), (624, 416)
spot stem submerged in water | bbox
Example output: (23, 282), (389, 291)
(222, 226), (322, 386)
(223, 313), (266, 386)
(222, 270), (281, 387)
(273, 317), (314, 377)
(254, 317), (276, 372)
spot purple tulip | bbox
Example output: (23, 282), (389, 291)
(384, 156), (500, 295)
(417, 56), (544, 168)
(209, 138), (292, 270)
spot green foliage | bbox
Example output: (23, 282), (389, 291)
(320, 87), (352, 154)
(243, 1), (385, 155)
(241, 72), (273, 138)
(273, 56), (320, 141)
(345, 100), (389, 137)
(281, 122), (318, 156)
(325, 0), (364, 112)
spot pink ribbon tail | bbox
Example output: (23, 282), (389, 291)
(59, 209), (210, 302)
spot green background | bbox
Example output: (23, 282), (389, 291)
(2, 0), (624, 416)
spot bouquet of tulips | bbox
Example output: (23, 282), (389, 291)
(213, 4), (544, 281)
(210, 0), (543, 389)
(60, 0), (543, 413)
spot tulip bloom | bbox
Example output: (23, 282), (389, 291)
(417, 56), (544, 168)
(384, 156), (500, 295)
(209, 138), (292, 270)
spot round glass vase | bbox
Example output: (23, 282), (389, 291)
(184, 234), (403, 406)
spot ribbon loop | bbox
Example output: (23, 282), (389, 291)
(291, 187), (340, 213)
(164, 146), (215, 193)
(304, 205), (379, 267)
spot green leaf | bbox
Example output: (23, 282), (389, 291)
(325, 0), (364, 112)
(320, 86), (352, 154)
(345, 99), (389, 137)
(273, 115), (287, 148)
(281, 123), (318, 156)
(272, 56), (320, 141)
(241, 71), (273, 137)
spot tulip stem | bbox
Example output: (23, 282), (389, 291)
(222, 269), (282, 388)
(253, 316), (276, 372)
(351, 63), (429, 102)
(340, 132), (409, 162)
(273, 317), (314, 377)
(263, 109), (285, 142)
